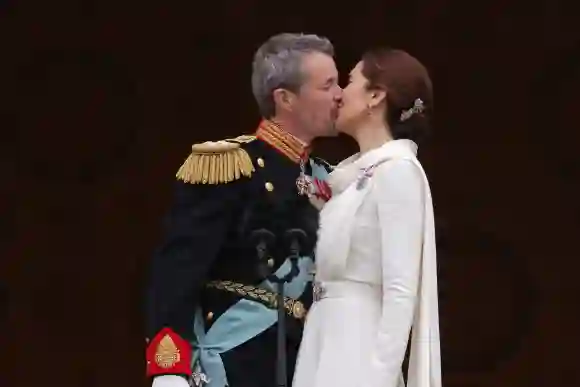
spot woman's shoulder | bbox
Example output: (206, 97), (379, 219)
(362, 156), (421, 189)
(368, 155), (418, 176)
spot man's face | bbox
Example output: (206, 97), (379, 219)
(292, 52), (342, 139)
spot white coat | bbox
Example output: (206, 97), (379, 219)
(292, 139), (442, 387)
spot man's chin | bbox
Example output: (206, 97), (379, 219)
(324, 129), (340, 138)
(325, 122), (341, 137)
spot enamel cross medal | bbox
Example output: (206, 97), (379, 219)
(191, 364), (210, 387)
(296, 158), (314, 196)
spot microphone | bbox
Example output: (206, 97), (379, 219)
(280, 228), (307, 282)
(283, 228), (310, 257)
(249, 228), (276, 279)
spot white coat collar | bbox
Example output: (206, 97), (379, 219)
(328, 139), (418, 195)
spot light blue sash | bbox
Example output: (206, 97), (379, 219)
(192, 256), (314, 387)
(191, 162), (329, 387)
(309, 159), (331, 181)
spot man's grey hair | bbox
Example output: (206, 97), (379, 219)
(251, 33), (334, 118)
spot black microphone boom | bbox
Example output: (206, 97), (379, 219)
(272, 228), (308, 387)
(249, 227), (309, 387)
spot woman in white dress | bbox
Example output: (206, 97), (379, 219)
(292, 48), (442, 387)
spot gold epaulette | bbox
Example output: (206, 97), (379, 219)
(176, 135), (257, 185)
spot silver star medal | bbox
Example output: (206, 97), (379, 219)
(191, 365), (210, 387)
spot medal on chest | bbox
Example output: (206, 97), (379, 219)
(296, 158), (315, 196)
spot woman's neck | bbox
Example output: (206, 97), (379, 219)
(353, 121), (393, 154)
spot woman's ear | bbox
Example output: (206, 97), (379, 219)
(368, 89), (387, 109)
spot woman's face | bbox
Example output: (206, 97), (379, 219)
(336, 61), (375, 135)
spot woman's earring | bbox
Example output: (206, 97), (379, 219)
(366, 103), (372, 115)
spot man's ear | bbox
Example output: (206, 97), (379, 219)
(369, 89), (387, 109)
(273, 88), (296, 112)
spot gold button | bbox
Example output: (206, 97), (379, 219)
(267, 258), (274, 267)
(257, 158), (265, 167)
(207, 312), (214, 321)
(265, 182), (274, 191)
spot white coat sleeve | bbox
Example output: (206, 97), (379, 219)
(369, 159), (424, 387)
(152, 375), (190, 387)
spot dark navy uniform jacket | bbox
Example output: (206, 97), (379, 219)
(145, 120), (332, 387)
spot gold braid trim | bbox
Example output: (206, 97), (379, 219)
(175, 135), (257, 184)
(256, 120), (309, 163)
(206, 280), (307, 320)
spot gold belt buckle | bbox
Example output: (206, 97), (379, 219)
(312, 281), (326, 302)
(288, 299), (307, 320)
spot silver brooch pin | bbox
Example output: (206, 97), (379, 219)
(356, 166), (375, 190)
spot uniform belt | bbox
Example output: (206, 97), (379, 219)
(206, 280), (307, 320)
(191, 256), (315, 387)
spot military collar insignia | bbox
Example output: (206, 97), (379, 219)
(255, 119), (310, 164)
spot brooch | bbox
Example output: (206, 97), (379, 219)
(356, 166), (375, 190)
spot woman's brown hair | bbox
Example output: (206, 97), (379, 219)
(361, 47), (433, 143)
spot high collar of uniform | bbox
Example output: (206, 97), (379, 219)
(255, 119), (310, 164)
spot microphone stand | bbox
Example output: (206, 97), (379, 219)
(250, 228), (308, 387)
(268, 228), (308, 387)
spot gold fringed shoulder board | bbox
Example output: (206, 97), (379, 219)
(176, 135), (257, 185)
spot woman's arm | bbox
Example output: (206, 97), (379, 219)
(370, 158), (425, 387)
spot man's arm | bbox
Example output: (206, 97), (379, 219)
(145, 180), (241, 378)
(145, 139), (255, 380)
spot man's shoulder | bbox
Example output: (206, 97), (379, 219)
(175, 134), (258, 186)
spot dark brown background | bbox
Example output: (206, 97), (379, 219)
(1, 1), (579, 386)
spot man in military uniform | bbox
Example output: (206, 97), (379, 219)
(145, 33), (342, 387)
